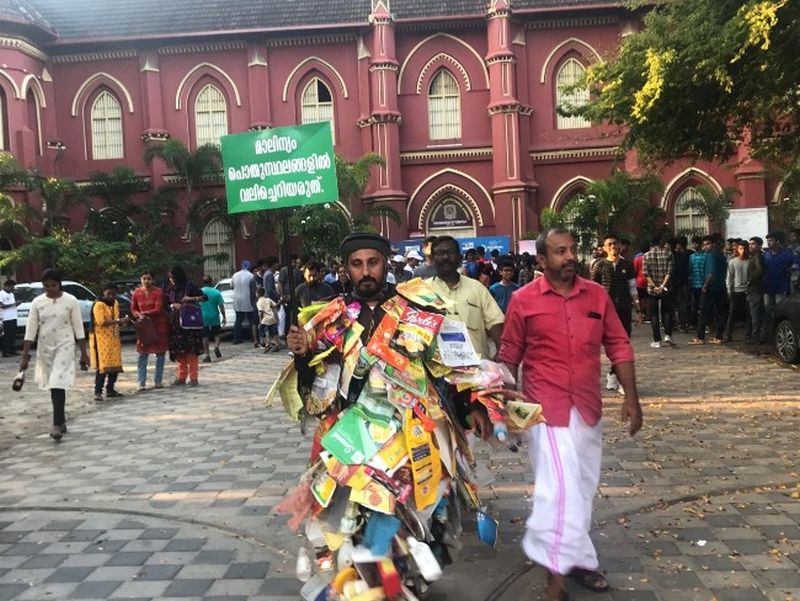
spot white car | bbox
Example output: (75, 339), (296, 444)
(15, 281), (98, 332)
(213, 278), (235, 330)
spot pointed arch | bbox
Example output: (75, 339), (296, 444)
(71, 72), (134, 117)
(21, 74), (46, 108)
(540, 37), (602, 84)
(0, 69), (21, 99)
(660, 167), (722, 210)
(282, 56), (349, 102)
(551, 176), (593, 210)
(417, 185), (483, 232)
(416, 53), (471, 94)
(299, 76), (335, 141)
(408, 168), (495, 233)
(398, 33), (489, 94)
(175, 62), (242, 111)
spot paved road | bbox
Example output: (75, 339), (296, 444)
(0, 326), (797, 601)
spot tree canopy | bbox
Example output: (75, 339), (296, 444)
(575, 0), (800, 176)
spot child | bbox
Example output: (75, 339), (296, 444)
(489, 261), (520, 314)
(256, 287), (280, 352)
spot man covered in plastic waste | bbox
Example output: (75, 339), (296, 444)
(270, 232), (545, 601)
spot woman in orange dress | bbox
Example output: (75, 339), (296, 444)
(131, 271), (170, 391)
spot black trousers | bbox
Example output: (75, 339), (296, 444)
(51, 388), (66, 426)
(697, 289), (728, 340)
(2, 319), (15, 355)
(94, 371), (119, 395)
(649, 293), (674, 342)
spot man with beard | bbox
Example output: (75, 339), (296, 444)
(294, 261), (335, 308)
(427, 236), (505, 360)
(499, 228), (642, 601)
(286, 232), (492, 434)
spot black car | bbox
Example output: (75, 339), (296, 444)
(773, 296), (800, 364)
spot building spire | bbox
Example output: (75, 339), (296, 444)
(371, 0), (392, 20)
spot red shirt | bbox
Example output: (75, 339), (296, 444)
(498, 275), (635, 427)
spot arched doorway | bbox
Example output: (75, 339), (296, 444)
(202, 218), (234, 281)
(425, 195), (476, 238)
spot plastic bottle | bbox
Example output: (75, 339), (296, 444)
(405, 537), (442, 582)
(11, 371), (25, 392)
(295, 547), (312, 582)
(494, 422), (508, 442)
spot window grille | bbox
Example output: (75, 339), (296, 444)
(674, 187), (709, 235)
(202, 218), (234, 281)
(428, 70), (461, 140)
(301, 78), (335, 142)
(555, 58), (590, 130)
(91, 91), (124, 159)
(195, 84), (228, 147)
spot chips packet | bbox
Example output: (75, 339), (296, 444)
(396, 278), (452, 311)
(366, 313), (409, 371)
(390, 305), (445, 358)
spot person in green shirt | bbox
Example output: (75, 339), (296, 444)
(200, 276), (226, 363)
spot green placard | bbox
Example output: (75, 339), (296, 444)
(222, 122), (338, 214)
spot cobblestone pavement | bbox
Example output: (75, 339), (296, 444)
(0, 324), (797, 601)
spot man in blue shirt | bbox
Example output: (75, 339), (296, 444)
(489, 261), (519, 314)
(763, 231), (798, 333)
(200, 276), (226, 362)
(688, 235), (705, 329)
(690, 234), (728, 344)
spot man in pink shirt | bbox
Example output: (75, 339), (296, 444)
(499, 228), (643, 601)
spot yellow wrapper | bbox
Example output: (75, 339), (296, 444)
(404, 410), (442, 510)
(506, 401), (546, 430)
(264, 360), (303, 421)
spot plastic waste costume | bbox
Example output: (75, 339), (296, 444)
(270, 233), (544, 601)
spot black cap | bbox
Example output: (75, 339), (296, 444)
(340, 232), (391, 260)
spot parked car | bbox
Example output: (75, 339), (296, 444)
(213, 277), (235, 330)
(15, 281), (98, 333)
(773, 296), (800, 364)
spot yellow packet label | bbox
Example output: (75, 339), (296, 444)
(404, 410), (442, 510)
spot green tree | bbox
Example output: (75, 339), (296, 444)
(541, 170), (664, 256)
(0, 153), (33, 249)
(85, 166), (147, 241)
(286, 153), (400, 260)
(0, 229), (132, 289)
(143, 139), (222, 211)
(574, 0), (800, 174)
(32, 175), (86, 234)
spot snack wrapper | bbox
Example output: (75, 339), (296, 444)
(396, 278), (452, 311)
(366, 313), (409, 371)
(390, 305), (445, 358)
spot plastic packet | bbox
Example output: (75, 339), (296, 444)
(306, 364), (341, 415)
(396, 278), (452, 311)
(366, 312), (409, 371)
(390, 305), (445, 358)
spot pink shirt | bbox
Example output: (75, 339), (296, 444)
(498, 275), (635, 427)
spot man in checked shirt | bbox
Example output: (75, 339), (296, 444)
(642, 234), (676, 348)
(591, 234), (641, 392)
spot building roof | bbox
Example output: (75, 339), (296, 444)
(0, 0), (53, 35)
(27, 0), (617, 42)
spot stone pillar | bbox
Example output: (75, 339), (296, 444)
(138, 51), (169, 186)
(247, 43), (272, 130)
(486, 0), (532, 244)
(363, 0), (407, 239)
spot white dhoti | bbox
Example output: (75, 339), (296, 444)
(523, 406), (602, 575)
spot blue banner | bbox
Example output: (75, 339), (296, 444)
(393, 235), (511, 257)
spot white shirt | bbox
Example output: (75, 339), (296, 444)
(231, 269), (255, 312)
(0, 289), (17, 321)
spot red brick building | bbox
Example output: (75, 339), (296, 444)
(0, 0), (784, 279)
